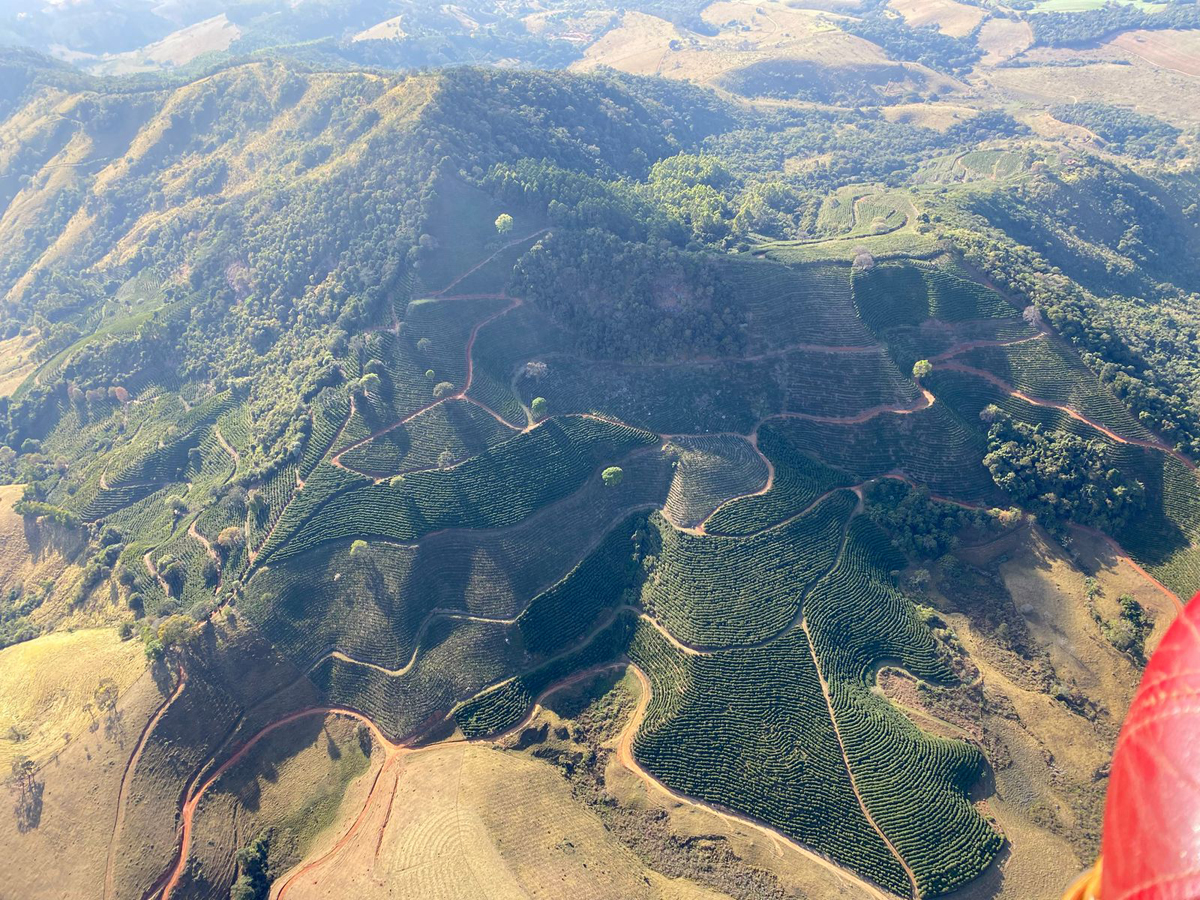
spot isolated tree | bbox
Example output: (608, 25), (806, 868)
(217, 526), (245, 553)
(523, 361), (548, 379)
(912, 359), (933, 380)
(94, 678), (119, 714)
(350, 539), (370, 559)
(425, 369), (435, 380)
(531, 397), (548, 419)
(495, 213), (514, 235)
(417, 337), (432, 353)
(158, 614), (193, 647)
(433, 381), (455, 398)
(11, 756), (35, 794)
(357, 372), (382, 396)
(602, 466), (624, 487)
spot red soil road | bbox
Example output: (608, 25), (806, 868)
(104, 665), (187, 900)
(1073, 523), (1185, 613)
(329, 295), (522, 468)
(188, 517), (221, 590)
(213, 424), (240, 468)
(158, 706), (404, 900)
(773, 387), (935, 426)
(926, 331), (1045, 365)
(933, 361), (1195, 469)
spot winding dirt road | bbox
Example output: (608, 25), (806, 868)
(329, 295), (523, 469)
(429, 229), (548, 298)
(104, 665), (186, 900)
(934, 360), (1194, 469)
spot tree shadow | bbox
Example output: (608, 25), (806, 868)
(11, 777), (43, 833)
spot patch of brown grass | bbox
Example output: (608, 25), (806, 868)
(888, 0), (986, 38)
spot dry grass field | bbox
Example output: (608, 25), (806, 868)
(882, 102), (980, 130)
(88, 15), (241, 75)
(911, 524), (1179, 899)
(352, 15), (407, 42)
(0, 483), (89, 625)
(181, 714), (379, 900)
(1107, 29), (1200, 78)
(571, 0), (963, 104)
(975, 18), (1034, 66)
(0, 628), (146, 769)
(0, 668), (168, 900)
(0, 332), (37, 398)
(887, 0), (986, 38)
(983, 51), (1200, 127)
(275, 740), (733, 900)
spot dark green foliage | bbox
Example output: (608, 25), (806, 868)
(865, 478), (1007, 558)
(1030, 3), (1200, 48)
(982, 408), (1145, 532)
(842, 9), (982, 75)
(776, 405), (998, 503)
(640, 491), (857, 647)
(510, 228), (744, 362)
(230, 833), (271, 900)
(0, 582), (45, 650)
(455, 610), (639, 738)
(627, 622), (913, 897)
(1102, 594), (1154, 663)
(804, 517), (1001, 896)
(516, 518), (646, 657)
(265, 417), (657, 561)
(13, 499), (81, 527)
(719, 59), (913, 106)
(1051, 103), (1181, 159)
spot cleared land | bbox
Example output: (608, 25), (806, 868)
(975, 19), (1034, 66)
(985, 52), (1200, 127)
(0, 667), (168, 900)
(1107, 29), (1200, 78)
(0, 628), (145, 768)
(887, 0), (986, 37)
(0, 332), (37, 397)
(275, 741), (732, 900)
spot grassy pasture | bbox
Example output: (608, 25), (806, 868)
(887, 0), (986, 37)
(0, 628), (145, 769)
(278, 740), (731, 900)
(1108, 29), (1200, 77)
(176, 713), (376, 900)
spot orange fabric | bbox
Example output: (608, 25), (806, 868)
(1065, 861), (1103, 900)
(1100, 591), (1200, 900)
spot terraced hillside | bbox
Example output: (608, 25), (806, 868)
(3, 49), (1199, 900)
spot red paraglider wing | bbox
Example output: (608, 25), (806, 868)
(1102, 591), (1200, 900)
